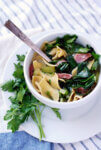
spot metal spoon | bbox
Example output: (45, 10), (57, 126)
(4, 20), (51, 62)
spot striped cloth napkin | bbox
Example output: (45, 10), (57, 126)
(0, 0), (101, 150)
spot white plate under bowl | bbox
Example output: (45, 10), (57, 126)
(2, 31), (101, 143)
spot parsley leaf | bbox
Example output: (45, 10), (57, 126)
(1, 80), (15, 92)
(52, 108), (61, 119)
(17, 55), (25, 62)
(16, 86), (26, 102)
(1, 54), (61, 141)
(13, 63), (24, 79)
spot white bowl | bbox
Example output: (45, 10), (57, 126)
(24, 30), (101, 117)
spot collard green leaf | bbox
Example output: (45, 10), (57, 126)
(77, 62), (87, 73)
(60, 63), (69, 72)
(76, 47), (90, 53)
(67, 55), (77, 70)
(63, 34), (77, 43)
(75, 67), (91, 78)
(74, 74), (95, 83)
(56, 62), (69, 73)
(91, 52), (100, 60)
(45, 43), (55, 58)
(91, 61), (99, 71)
(84, 78), (96, 89)
(50, 60), (58, 64)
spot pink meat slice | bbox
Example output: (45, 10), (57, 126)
(76, 87), (87, 95)
(74, 53), (92, 63)
(58, 73), (72, 79)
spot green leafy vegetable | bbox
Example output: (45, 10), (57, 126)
(59, 89), (69, 96)
(77, 62), (87, 73)
(75, 67), (91, 78)
(67, 55), (77, 70)
(16, 86), (26, 102)
(74, 74), (95, 83)
(45, 43), (55, 58)
(76, 47), (90, 53)
(59, 89), (69, 101)
(60, 63), (68, 72)
(91, 52), (100, 60)
(56, 62), (69, 73)
(17, 55), (25, 62)
(31, 108), (45, 140)
(13, 63), (24, 79)
(52, 108), (61, 119)
(50, 60), (58, 64)
(1, 54), (61, 140)
(63, 34), (77, 44)
(91, 61), (99, 71)
(1, 80), (15, 92)
(84, 78), (96, 89)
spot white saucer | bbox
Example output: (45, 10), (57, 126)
(2, 31), (101, 143)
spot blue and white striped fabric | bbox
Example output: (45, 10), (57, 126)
(0, 0), (101, 36)
(0, 0), (101, 150)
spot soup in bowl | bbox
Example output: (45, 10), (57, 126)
(24, 31), (101, 115)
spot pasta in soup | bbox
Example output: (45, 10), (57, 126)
(29, 34), (100, 102)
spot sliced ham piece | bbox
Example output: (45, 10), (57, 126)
(58, 73), (72, 79)
(74, 53), (92, 63)
(56, 59), (67, 66)
(76, 87), (87, 95)
(29, 63), (34, 79)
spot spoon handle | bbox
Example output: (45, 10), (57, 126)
(5, 20), (51, 62)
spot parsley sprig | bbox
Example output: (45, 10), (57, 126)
(1, 54), (61, 140)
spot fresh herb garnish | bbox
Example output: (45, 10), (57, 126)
(1, 80), (15, 92)
(1, 54), (61, 140)
(17, 54), (25, 62)
(51, 108), (61, 119)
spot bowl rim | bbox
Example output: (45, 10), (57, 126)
(24, 30), (101, 108)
